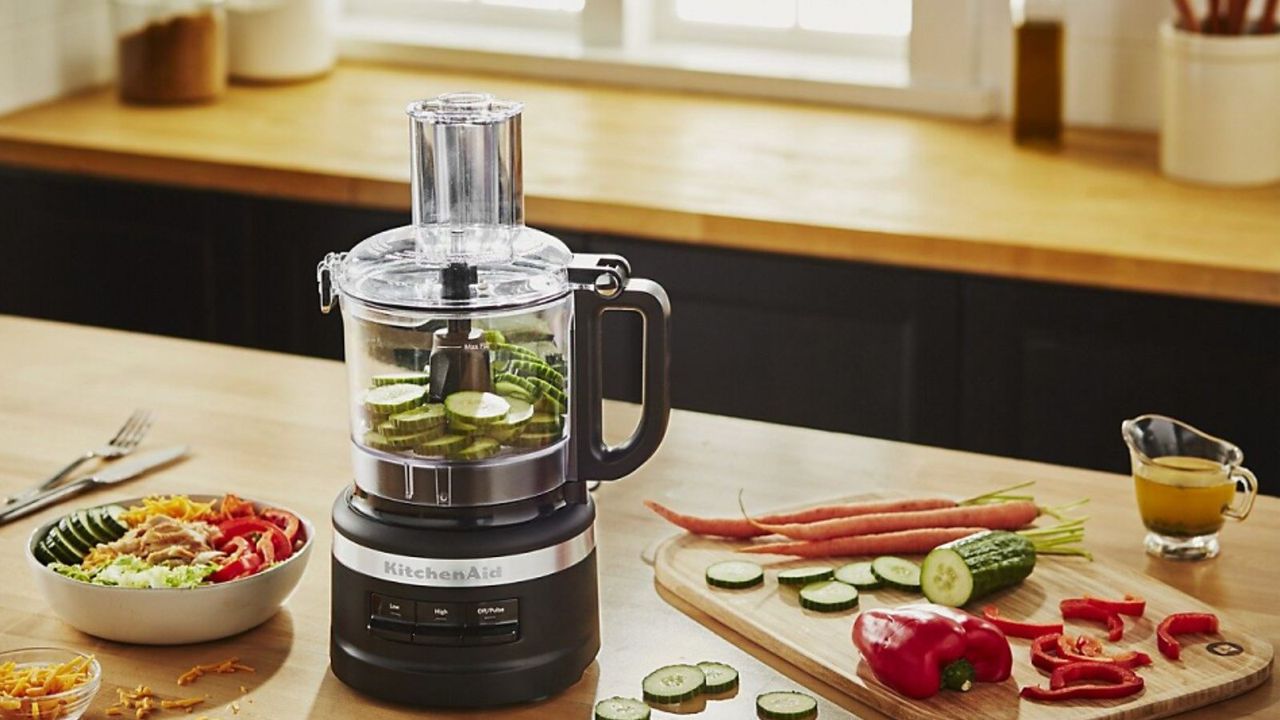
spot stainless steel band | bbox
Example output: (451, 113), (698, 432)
(332, 525), (595, 588)
(351, 440), (568, 507)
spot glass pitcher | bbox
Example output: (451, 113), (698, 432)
(1121, 414), (1258, 560)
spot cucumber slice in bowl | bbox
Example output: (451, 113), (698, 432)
(454, 438), (501, 461)
(697, 662), (740, 694)
(444, 391), (510, 426)
(833, 561), (882, 590)
(756, 691), (818, 720)
(99, 505), (129, 535)
(594, 697), (650, 720)
(705, 561), (764, 590)
(777, 566), (833, 587)
(798, 581), (859, 613)
(920, 530), (1036, 607)
(870, 556), (922, 592)
(371, 372), (429, 386)
(641, 664), (705, 704)
(390, 404), (446, 432)
(365, 384), (426, 414)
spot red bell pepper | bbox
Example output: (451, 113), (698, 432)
(852, 605), (1012, 700)
(216, 517), (293, 562)
(1157, 612), (1219, 660)
(982, 606), (1064, 639)
(209, 536), (263, 583)
(1060, 598), (1125, 641)
(262, 509), (303, 547)
(1021, 662), (1144, 702)
(1081, 594), (1146, 617)
(1054, 634), (1152, 669)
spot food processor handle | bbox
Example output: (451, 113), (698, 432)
(572, 278), (671, 482)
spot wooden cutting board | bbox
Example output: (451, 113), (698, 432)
(652, 497), (1273, 720)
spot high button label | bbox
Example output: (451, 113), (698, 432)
(417, 601), (462, 626)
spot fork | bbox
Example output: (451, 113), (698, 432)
(3, 409), (152, 505)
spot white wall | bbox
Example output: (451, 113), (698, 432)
(0, 0), (113, 115)
(1060, 0), (1169, 130)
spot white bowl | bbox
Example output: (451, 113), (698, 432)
(26, 495), (313, 645)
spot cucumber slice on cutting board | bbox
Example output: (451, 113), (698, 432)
(371, 372), (430, 387)
(365, 384), (426, 414)
(391, 404), (446, 432)
(798, 581), (859, 612)
(833, 561), (882, 590)
(705, 561), (764, 590)
(594, 697), (650, 720)
(641, 664), (705, 704)
(920, 530), (1036, 607)
(697, 662), (739, 694)
(870, 556), (922, 592)
(756, 691), (818, 720)
(444, 391), (510, 426)
(777, 567), (833, 587)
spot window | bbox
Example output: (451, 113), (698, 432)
(341, 0), (999, 118)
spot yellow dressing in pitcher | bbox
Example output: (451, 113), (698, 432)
(1134, 455), (1235, 537)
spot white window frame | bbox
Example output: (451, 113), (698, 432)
(339, 0), (1003, 119)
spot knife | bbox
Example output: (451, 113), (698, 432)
(0, 445), (188, 525)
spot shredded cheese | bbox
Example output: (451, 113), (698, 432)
(120, 496), (216, 528)
(104, 685), (206, 720)
(0, 655), (95, 720)
(176, 658), (254, 687)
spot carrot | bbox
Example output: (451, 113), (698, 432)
(750, 500), (1040, 541)
(644, 497), (957, 538)
(739, 527), (988, 558)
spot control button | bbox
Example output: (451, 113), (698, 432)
(416, 601), (463, 627)
(368, 616), (414, 643)
(413, 624), (464, 647)
(371, 593), (415, 623)
(470, 598), (518, 626)
(465, 623), (519, 646)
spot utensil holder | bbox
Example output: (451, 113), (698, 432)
(1159, 21), (1280, 187)
(227, 0), (338, 82)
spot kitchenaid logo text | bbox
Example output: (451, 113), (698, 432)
(383, 561), (503, 582)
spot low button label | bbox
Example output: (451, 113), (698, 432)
(416, 601), (462, 626)
(472, 599), (519, 626)
(372, 593), (414, 622)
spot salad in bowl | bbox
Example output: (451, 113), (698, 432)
(27, 494), (313, 644)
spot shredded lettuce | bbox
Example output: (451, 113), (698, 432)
(50, 556), (216, 589)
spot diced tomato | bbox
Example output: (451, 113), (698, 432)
(262, 509), (302, 546)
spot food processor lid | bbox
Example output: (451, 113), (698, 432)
(329, 92), (571, 311)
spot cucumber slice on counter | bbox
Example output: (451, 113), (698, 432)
(365, 384), (427, 414)
(594, 697), (650, 720)
(920, 530), (1037, 607)
(494, 382), (535, 403)
(526, 413), (563, 434)
(371, 372), (430, 387)
(777, 567), (834, 587)
(391, 404), (446, 432)
(454, 438), (501, 461)
(833, 561), (882, 590)
(641, 664), (705, 704)
(870, 556), (922, 592)
(756, 691), (818, 720)
(444, 391), (510, 426)
(99, 505), (129, 535)
(697, 662), (740, 694)
(415, 434), (469, 457)
(798, 581), (859, 613)
(705, 561), (764, 590)
(510, 431), (563, 449)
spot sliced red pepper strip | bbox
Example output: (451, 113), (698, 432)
(982, 606), (1064, 640)
(1157, 612), (1220, 660)
(1082, 594), (1146, 617)
(216, 517), (293, 561)
(1061, 598), (1125, 641)
(1053, 634), (1152, 669)
(1031, 634), (1073, 671)
(1021, 661), (1144, 702)
(262, 508), (302, 546)
(209, 536), (261, 583)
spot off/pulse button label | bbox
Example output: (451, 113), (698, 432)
(472, 599), (519, 625)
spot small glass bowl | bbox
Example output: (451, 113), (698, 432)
(0, 648), (101, 720)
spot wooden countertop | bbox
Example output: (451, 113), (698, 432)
(0, 315), (1275, 719)
(0, 63), (1278, 307)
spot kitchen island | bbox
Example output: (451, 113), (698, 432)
(0, 316), (1274, 719)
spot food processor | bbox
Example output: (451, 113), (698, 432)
(317, 92), (671, 707)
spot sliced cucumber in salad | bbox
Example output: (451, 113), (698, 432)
(35, 503), (130, 566)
